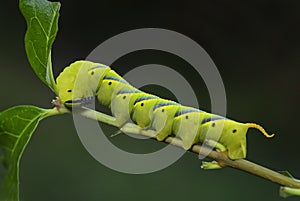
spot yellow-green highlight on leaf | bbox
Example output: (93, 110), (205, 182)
(0, 106), (60, 201)
(19, 0), (60, 94)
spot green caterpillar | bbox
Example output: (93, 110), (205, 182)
(56, 60), (274, 161)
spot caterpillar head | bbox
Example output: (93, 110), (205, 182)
(203, 119), (274, 160)
(56, 61), (109, 107)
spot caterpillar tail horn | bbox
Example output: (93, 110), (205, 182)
(246, 123), (275, 138)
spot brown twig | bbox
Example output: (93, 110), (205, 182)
(164, 136), (300, 188)
(76, 106), (300, 190)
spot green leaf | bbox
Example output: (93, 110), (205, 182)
(0, 106), (56, 201)
(19, 0), (60, 94)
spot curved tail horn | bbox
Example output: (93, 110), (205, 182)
(246, 123), (275, 138)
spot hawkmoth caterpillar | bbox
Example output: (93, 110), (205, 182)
(56, 60), (274, 161)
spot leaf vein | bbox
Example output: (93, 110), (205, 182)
(1, 131), (19, 138)
(29, 40), (46, 68)
(10, 115), (42, 157)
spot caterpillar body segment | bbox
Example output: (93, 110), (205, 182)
(151, 101), (181, 141)
(172, 107), (206, 150)
(87, 63), (111, 93)
(131, 95), (165, 128)
(110, 89), (144, 126)
(96, 70), (135, 108)
(198, 117), (248, 159)
(56, 60), (275, 160)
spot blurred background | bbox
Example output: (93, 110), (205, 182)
(0, 0), (300, 200)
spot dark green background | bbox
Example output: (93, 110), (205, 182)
(1, 0), (300, 200)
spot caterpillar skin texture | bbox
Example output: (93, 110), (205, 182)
(56, 61), (274, 160)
